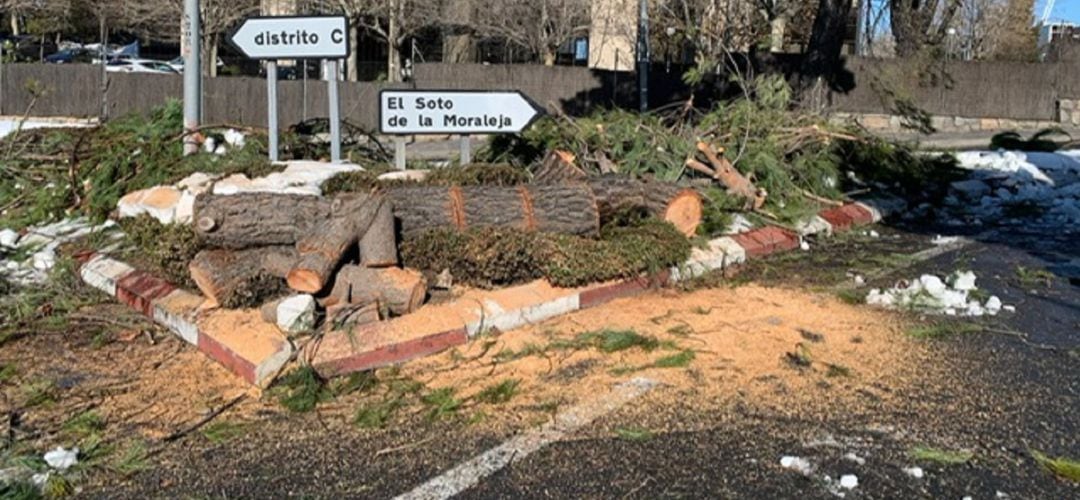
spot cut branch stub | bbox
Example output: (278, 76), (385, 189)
(286, 194), (383, 294)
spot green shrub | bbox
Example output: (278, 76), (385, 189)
(401, 218), (691, 288)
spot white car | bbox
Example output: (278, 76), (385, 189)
(166, 56), (225, 73)
(105, 59), (179, 74)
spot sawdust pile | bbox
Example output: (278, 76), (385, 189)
(400, 284), (924, 425)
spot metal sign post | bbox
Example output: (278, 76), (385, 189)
(459, 135), (471, 165)
(327, 60), (342, 163)
(266, 61), (279, 162)
(229, 15), (349, 163)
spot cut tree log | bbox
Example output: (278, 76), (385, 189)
(194, 193), (335, 249)
(287, 195), (384, 293)
(359, 200), (398, 268)
(325, 265), (427, 316)
(189, 247), (292, 308)
(586, 176), (703, 236)
(388, 184), (600, 237)
(533, 150), (585, 183)
(694, 142), (766, 210)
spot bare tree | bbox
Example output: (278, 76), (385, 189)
(113, 0), (258, 76)
(473, 0), (588, 66)
(889, 0), (961, 57)
(655, 0), (766, 83)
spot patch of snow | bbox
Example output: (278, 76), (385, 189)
(725, 214), (754, 235)
(839, 474), (858, 489)
(902, 466), (924, 479)
(43, 447), (78, 470)
(865, 272), (999, 317)
(0, 229), (18, 248)
(277, 295), (316, 334)
(800, 241), (811, 251)
(932, 235), (960, 246)
(780, 456), (814, 475)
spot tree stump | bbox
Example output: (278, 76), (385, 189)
(359, 201), (398, 268)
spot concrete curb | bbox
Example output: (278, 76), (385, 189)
(80, 201), (895, 383)
(77, 254), (293, 388)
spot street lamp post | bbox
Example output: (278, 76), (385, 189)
(183, 0), (201, 156)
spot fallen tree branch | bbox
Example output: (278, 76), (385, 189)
(161, 394), (246, 443)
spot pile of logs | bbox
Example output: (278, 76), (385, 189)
(187, 158), (704, 331)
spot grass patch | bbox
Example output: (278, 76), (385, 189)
(614, 427), (654, 441)
(1, 257), (107, 347)
(653, 350), (696, 368)
(784, 343), (813, 369)
(473, 379), (521, 405)
(110, 440), (150, 477)
(910, 446), (973, 465)
(200, 421), (249, 444)
(355, 398), (406, 429)
(1032, 450), (1080, 483)
(576, 329), (660, 353)
(825, 363), (853, 378)
(21, 380), (56, 408)
(907, 322), (984, 340)
(421, 388), (463, 421)
(1015, 266), (1055, 289)
(272, 366), (331, 413)
(0, 363), (16, 384)
(63, 410), (105, 438)
(835, 288), (866, 305)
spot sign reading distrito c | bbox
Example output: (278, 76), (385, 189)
(229, 16), (349, 60)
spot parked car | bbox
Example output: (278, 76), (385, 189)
(167, 56), (226, 73)
(105, 59), (180, 74)
(45, 48), (96, 64)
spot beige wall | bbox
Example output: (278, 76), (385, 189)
(261, 0), (298, 16)
(589, 0), (636, 71)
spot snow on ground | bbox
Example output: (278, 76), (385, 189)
(0, 118), (93, 140)
(0, 218), (120, 285)
(866, 271), (1007, 317)
(941, 150), (1080, 230)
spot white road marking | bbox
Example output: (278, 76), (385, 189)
(394, 377), (659, 500)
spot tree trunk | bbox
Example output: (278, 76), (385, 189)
(585, 176), (703, 236)
(189, 246), (293, 308)
(10, 12), (19, 36)
(324, 265), (427, 316)
(194, 193), (337, 249)
(287, 195), (385, 293)
(444, 34), (475, 63)
(542, 48), (556, 66)
(348, 24), (359, 81)
(800, 0), (853, 107)
(770, 17), (787, 53)
(359, 201), (398, 268)
(209, 36), (219, 77)
(387, 2), (401, 82)
(388, 184), (600, 237)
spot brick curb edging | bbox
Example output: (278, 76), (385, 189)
(78, 199), (902, 384)
(76, 253), (293, 388)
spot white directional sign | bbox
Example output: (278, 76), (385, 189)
(379, 90), (544, 135)
(229, 16), (349, 60)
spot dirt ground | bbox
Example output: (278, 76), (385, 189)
(1, 226), (1075, 498)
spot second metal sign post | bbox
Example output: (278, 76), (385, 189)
(230, 16), (350, 163)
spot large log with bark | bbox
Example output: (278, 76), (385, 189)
(585, 177), (703, 236)
(287, 195), (384, 293)
(189, 246), (294, 307)
(388, 184), (600, 237)
(193, 193), (334, 249)
(324, 265), (427, 316)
